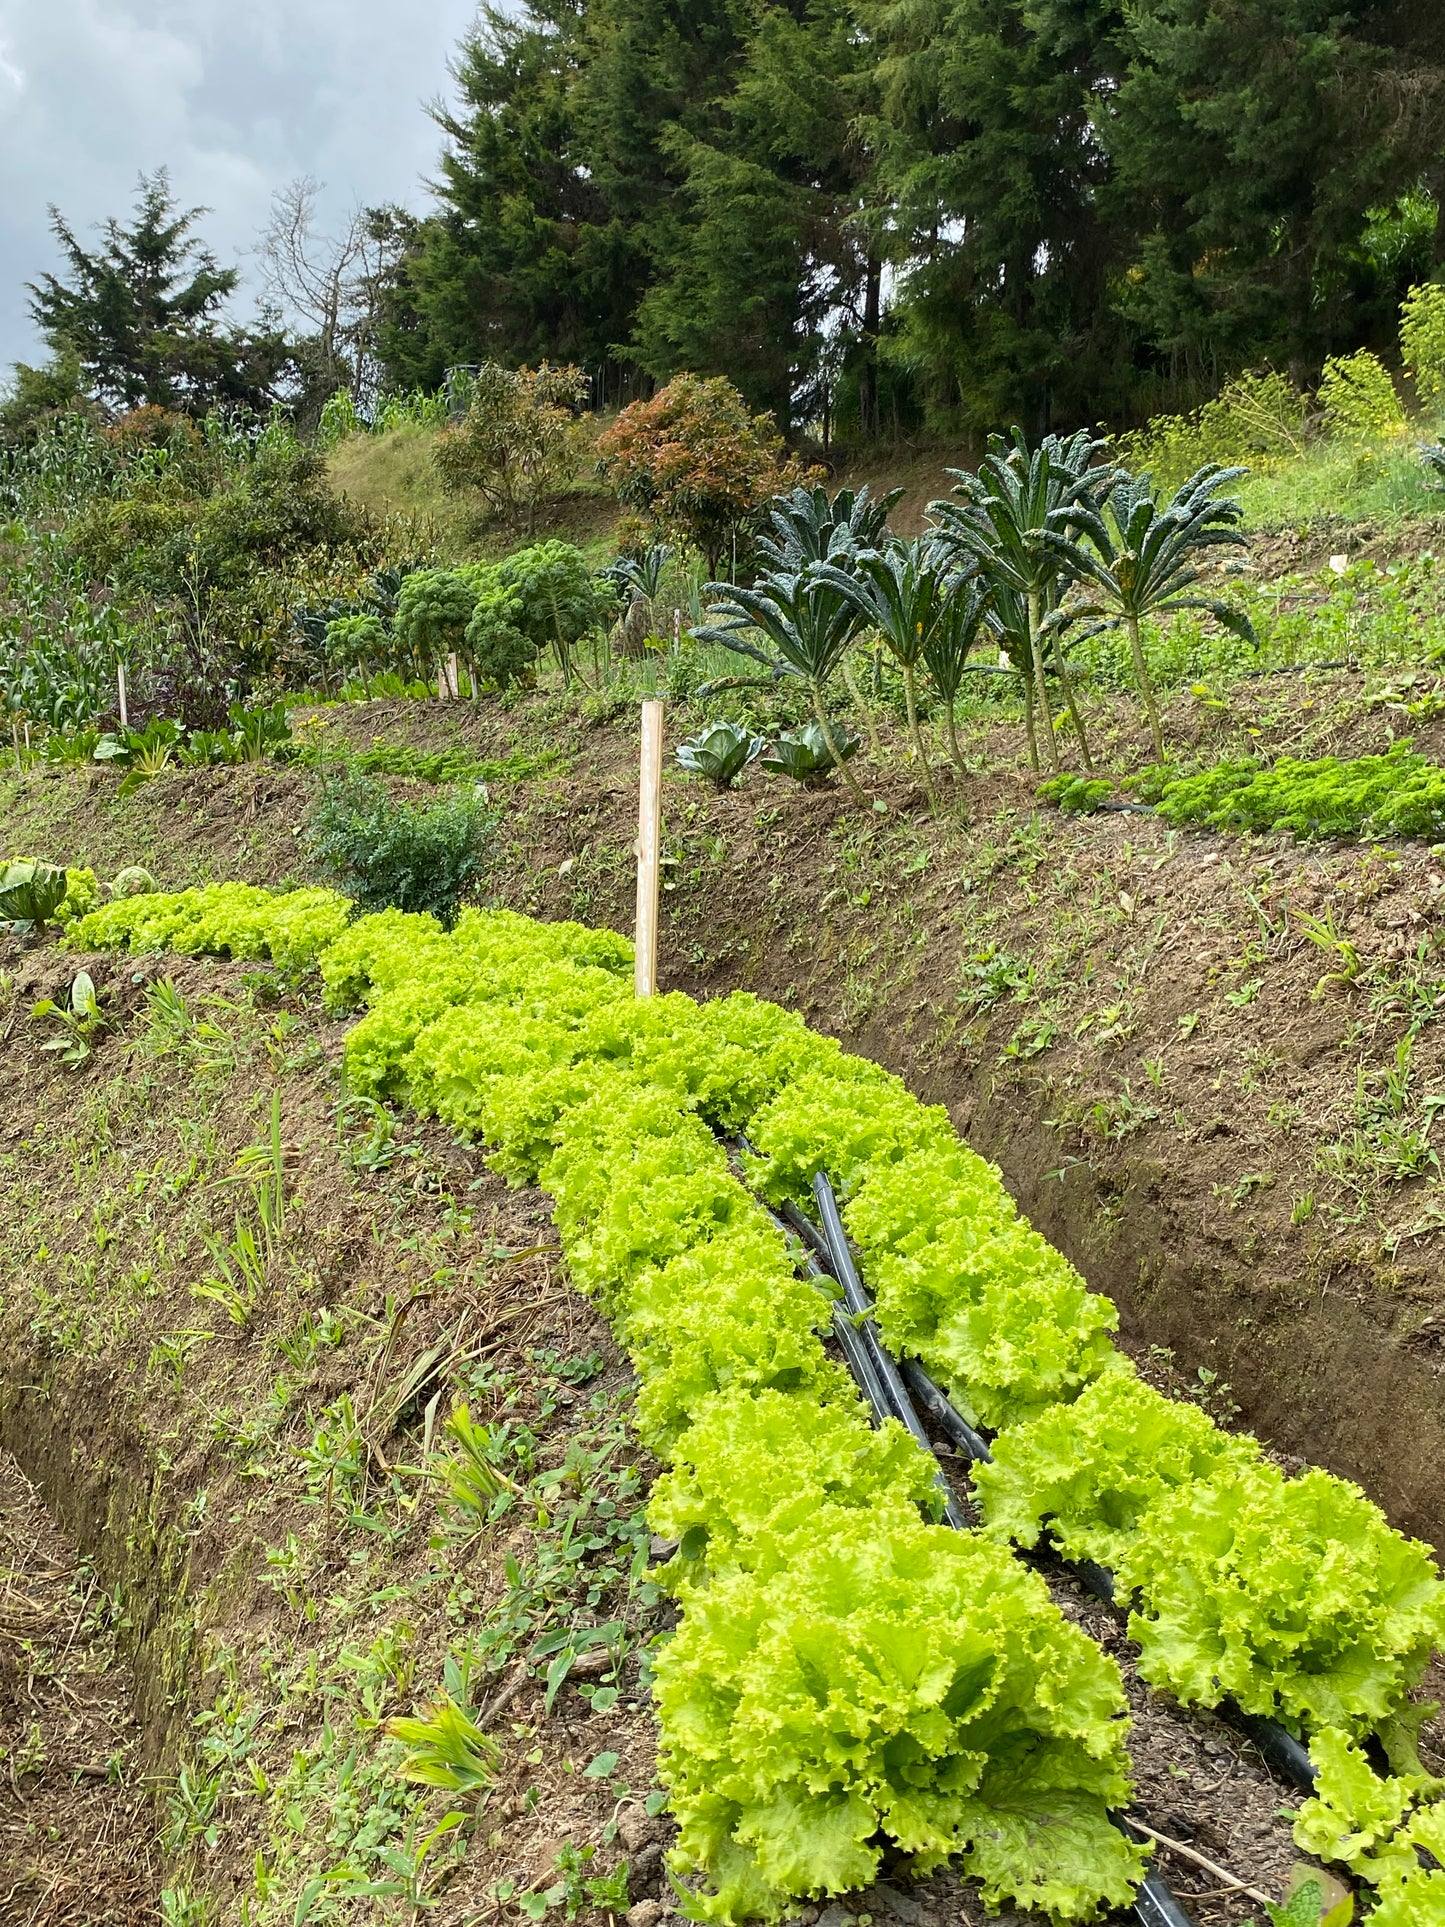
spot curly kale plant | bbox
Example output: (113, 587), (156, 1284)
(393, 569), (476, 690)
(493, 540), (601, 685)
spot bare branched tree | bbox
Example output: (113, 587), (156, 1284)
(256, 179), (402, 414)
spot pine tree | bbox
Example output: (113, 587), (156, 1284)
(28, 171), (286, 415)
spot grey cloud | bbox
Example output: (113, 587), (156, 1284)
(0, 0), (481, 371)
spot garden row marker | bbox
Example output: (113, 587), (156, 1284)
(117, 662), (128, 729)
(635, 698), (664, 997)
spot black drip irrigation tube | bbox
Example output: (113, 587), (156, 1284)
(801, 1169), (1198, 1927)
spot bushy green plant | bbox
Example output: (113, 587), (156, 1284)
(432, 362), (589, 532)
(1152, 745), (1445, 841)
(1318, 350), (1405, 442)
(1401, 282), (1445, 416)
(306, 769), (495, 925)
(393, 569), (475, 681)
(1039, 774), (1114, 814)
(491, 541), (600, 685)
(1116, 370), (1308, 493)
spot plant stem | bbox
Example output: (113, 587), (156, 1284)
(1050, 631), (1094, 771)
(1027, 592), (1060, 774)
(1125, 612), (1165, 762)
(841, 655), (884, 762)
(902, 660), (938, 810)
(811, 686), (870, 813)
(1022, 673), (1039, 772)
(943, 695), (970, 774)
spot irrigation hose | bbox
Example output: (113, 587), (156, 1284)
(811, 1173), (971, 1532)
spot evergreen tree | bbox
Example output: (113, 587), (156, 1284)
(28, 171), (287, 415)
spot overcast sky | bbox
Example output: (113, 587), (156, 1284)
(0, 0), (481, 372)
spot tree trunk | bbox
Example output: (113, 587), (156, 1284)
(858, 257), (882, 442)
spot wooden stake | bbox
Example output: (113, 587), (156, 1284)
(117, 662), (128, 729)
(634, 698), (664, 998)
(446, 652), (461, 699)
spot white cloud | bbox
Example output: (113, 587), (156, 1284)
(0, 0), (481, 371)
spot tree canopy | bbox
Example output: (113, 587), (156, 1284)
(376, 0), (1445, 435)
(27, 171), (288, 418)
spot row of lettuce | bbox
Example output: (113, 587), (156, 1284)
(68, 882), (1445, 1922)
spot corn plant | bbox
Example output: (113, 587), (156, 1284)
(1063, 465), (1255, 760)
(693, 567), (869, 807)
(929, 428), (1112, 773)
(385, 1692), (499, 1797)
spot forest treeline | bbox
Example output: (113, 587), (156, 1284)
(374, 0), (1445, 438)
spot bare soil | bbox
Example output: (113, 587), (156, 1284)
(0, 1452), (158, 1926)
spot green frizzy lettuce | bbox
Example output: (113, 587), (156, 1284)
(974, 1370), (1262, 1567)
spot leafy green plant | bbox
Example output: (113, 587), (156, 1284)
(0, 858), (68, 931)
(491, 541), (599, 686)
(1039, 774), (1114, 814)
(1152, 744), (1445, 842)
(112, 865), (158, 898)
(1063, 464), (1255, 760)
(1401, 281), (1445, 416)
(818, 539), (953, 804)
(755, 483), (902, 567)
(759, 722), (860, 785)
(384, 1693), (499, 1797)
(433, 1402), (517, 1525)
(930, 428), (1110, 773)
(393, 569), (475, 687)
(694, 568), (868, 806)
(31, 970), (107, 1065)
(676, 721), (764, 789)
(306, 769), (494, 926)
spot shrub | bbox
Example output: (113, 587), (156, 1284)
(432, 362), (589, 532)
(596, 375), (812, 574)
(306, 770), (495, 925)
(1401, 282), (1445, 416)
(1116, 370), (1307, 492)
(1318, 350), (1405, 442)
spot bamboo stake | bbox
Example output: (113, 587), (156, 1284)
(117, 663), (128, 730)
(635, 698), (664, 998)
